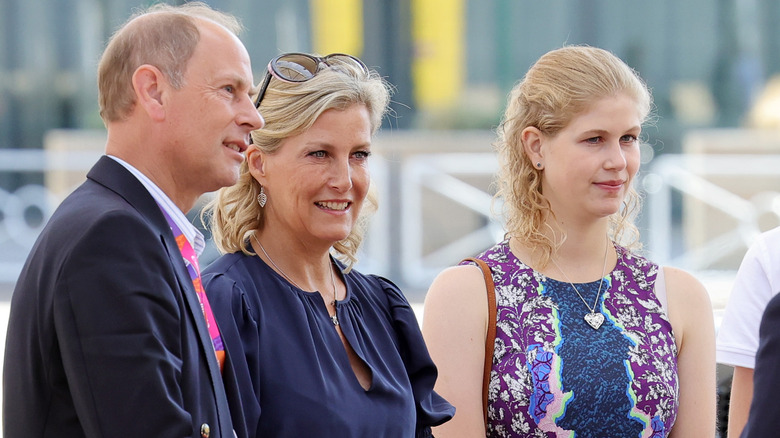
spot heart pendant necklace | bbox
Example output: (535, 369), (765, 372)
(551, 238), (609, 330)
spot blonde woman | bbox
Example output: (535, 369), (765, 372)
(422, 46), (715, 437)
(201, 53), (454, 438)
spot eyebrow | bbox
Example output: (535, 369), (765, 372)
(303, 140), (373, 150)
(582, 126), (641, 136)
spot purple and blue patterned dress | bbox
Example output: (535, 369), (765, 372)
(463, 239), (678, 437)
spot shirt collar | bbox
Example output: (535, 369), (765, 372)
(107, 155), (205, 256)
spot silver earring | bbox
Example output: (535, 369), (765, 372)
(257, 186), (267, 207)
(536, 162), (542, 168)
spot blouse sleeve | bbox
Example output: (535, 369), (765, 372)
(376, 276), (455, 437)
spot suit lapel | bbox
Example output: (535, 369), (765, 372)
(87, 156), (233, 436)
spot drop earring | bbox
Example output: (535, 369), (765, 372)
(257, 186), (267, 207)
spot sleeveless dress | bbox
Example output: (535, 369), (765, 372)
(463, 239), (679, 437)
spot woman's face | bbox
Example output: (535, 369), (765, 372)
(252, 104), (372, 246)
(538, 93), (642, 223)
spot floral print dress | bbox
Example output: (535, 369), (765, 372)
(463, 239), (678, 437)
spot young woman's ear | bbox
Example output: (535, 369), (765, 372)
(521, 126), (544, 169)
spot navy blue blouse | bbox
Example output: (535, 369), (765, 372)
(202, 252), (454, 438)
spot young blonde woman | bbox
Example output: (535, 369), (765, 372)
(422, 46), (715, 437)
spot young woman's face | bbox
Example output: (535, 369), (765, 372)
(253, 104), (373, 246)
(539, 93), (642, 223)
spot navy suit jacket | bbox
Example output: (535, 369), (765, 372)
(3, 156), (234, 437)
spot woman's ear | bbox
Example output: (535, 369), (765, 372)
(246, 145), (267, 183)
(131, 64), (166, 121)
(521, 126), (544, 169)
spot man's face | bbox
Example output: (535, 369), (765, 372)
(162, 21), (263, 204)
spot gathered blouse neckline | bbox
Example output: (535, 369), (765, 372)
(254, 252), (354, 304)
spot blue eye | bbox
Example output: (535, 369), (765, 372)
(310, 151), (327, 158)
(621, 134), (638, 143)
(353, 151), (371, 159)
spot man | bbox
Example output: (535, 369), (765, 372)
(3, 3), (263, 437)
(717, 227), (780, 437)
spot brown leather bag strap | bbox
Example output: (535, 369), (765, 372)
(463, 257), (497, 426)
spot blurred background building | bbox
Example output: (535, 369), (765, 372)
(3, 1), (780, 435)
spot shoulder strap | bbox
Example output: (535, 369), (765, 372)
(463, 257), (496, 426)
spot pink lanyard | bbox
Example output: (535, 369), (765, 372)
(158, 206), (224, 372)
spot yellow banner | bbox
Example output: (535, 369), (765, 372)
(411, 0), (464, 110)
(310, 0), (364, 56)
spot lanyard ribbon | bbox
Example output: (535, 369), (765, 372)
(158, 205), (225, 372)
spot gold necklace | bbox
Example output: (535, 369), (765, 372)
(252, 234), (340, 326)
(550, 239), (610, 330)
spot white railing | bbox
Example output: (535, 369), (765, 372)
(398, 153), (504, 287)
(0, 148), (103, 281)
(643, 153), (780, 270)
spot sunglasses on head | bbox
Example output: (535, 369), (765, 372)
(253, 52), (369, 109)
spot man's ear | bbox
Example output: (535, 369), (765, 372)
(131, 64), (166, 121)
(521, 126), (544, 169)
(246, 145), (268, 183)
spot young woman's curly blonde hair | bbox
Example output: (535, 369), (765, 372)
(203, 58), (391, 271)
(495, 45), (653, 267)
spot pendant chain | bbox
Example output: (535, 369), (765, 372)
(550, 238), (610, 325)
(253, 233), (339, 325)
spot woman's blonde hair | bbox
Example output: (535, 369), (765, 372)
(495, 45), (653, 267)
(98, 2), (242, 122)
(204, 58), (391, 271)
